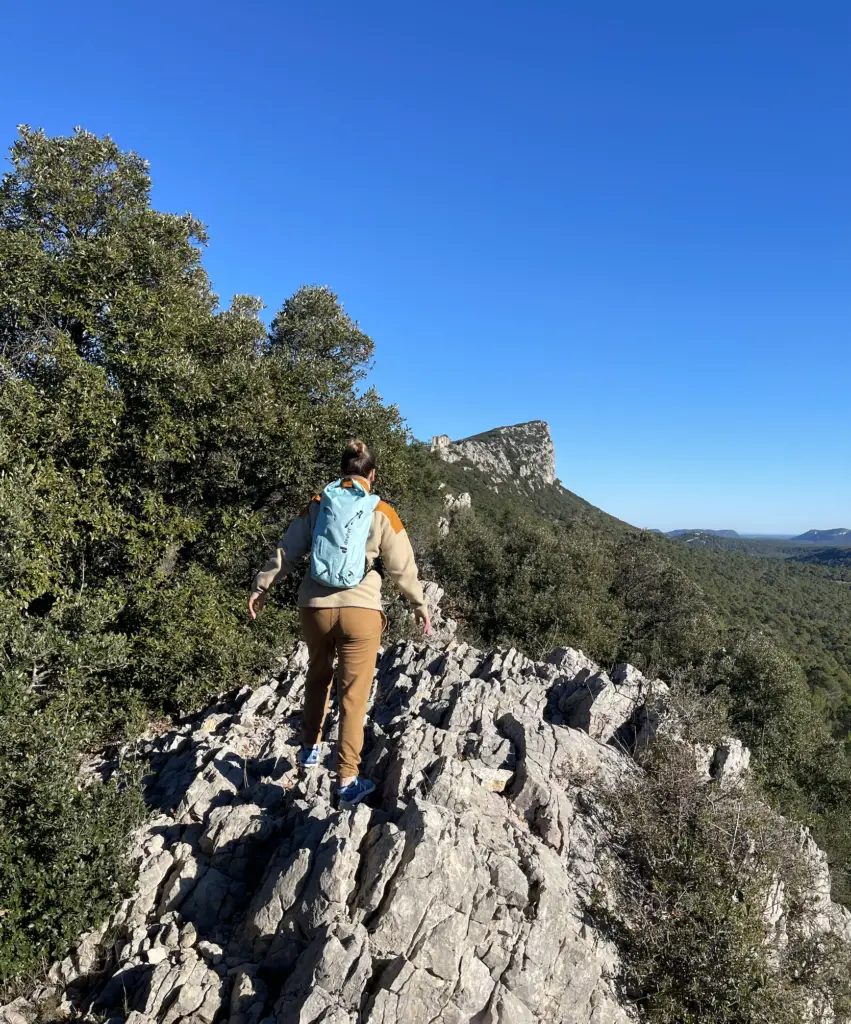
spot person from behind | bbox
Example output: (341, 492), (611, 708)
(248, 439), (431, 806)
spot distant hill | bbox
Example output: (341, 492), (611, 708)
(793, 529), (851, 545)
(665, 533), (827, 559)
(667, 529), (740, 538)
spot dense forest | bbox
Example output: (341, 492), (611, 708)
(665, 539), (851, 726)
(2, 127), (851, 1016)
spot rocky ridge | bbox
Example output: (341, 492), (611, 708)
(4, 611), (848, 1024)
(431, 422), (557, 491)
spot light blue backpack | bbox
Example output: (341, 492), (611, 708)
(310, 478), (380, 588)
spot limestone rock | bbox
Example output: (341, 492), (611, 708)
(438, 492), (472, 537)
(432, 421), (556, 490)
(390, 578), (457, 643)
(710, 737), (751, 784)
(0, 999), (36, 1024)
(12, 637), (639, 1024)
(549, 661), (667, 746)
(7, 630), (844, 1024)
(444, 491), (472, 511)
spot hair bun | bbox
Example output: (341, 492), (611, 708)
(340, 438), (376, 477)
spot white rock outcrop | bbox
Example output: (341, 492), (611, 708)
(5, 631), (848, 1024)
(431, 422), (556, 490)
(438, 492), (472, 537)
(7, 636), (653, 1024)
(444, 491), (471, 512)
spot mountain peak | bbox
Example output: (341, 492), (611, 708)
(431, 420), (556, 490)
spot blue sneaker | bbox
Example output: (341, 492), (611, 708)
(337, 777), (376, 806)
(298, 745), (321, 771)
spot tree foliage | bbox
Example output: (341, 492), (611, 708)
(597, 738), (851, 1023)
(0, 127), (429, 983)
(433, 508), (623, 660)
(0, 674), (144, 990)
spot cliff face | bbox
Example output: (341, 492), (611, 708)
(432, 421), (557, 490)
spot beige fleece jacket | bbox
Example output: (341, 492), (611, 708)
(250, 477), (428, 618)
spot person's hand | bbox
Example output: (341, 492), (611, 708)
(248, 591), (266, 620)
(418, 612), (432, 636)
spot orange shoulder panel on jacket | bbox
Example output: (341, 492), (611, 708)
(376, 500), (404, 534)
(299, 495), (321, 518)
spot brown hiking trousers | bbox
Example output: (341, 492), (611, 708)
(298, 606), (384, 779)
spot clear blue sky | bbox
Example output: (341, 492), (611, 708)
(4, 1), (849, 533)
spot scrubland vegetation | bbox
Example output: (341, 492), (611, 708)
(3, 128), (851, 1018)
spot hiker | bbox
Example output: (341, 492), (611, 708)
(248, 439), (431, 806)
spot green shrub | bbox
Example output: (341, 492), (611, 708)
(703, 631), (851, 904)
(431, 503), (722, 676)
(433, 506), (624, 660)
(596, 737), (851, 1023)
(612, 532), (722, 676)
(0, 675), (144, 990)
